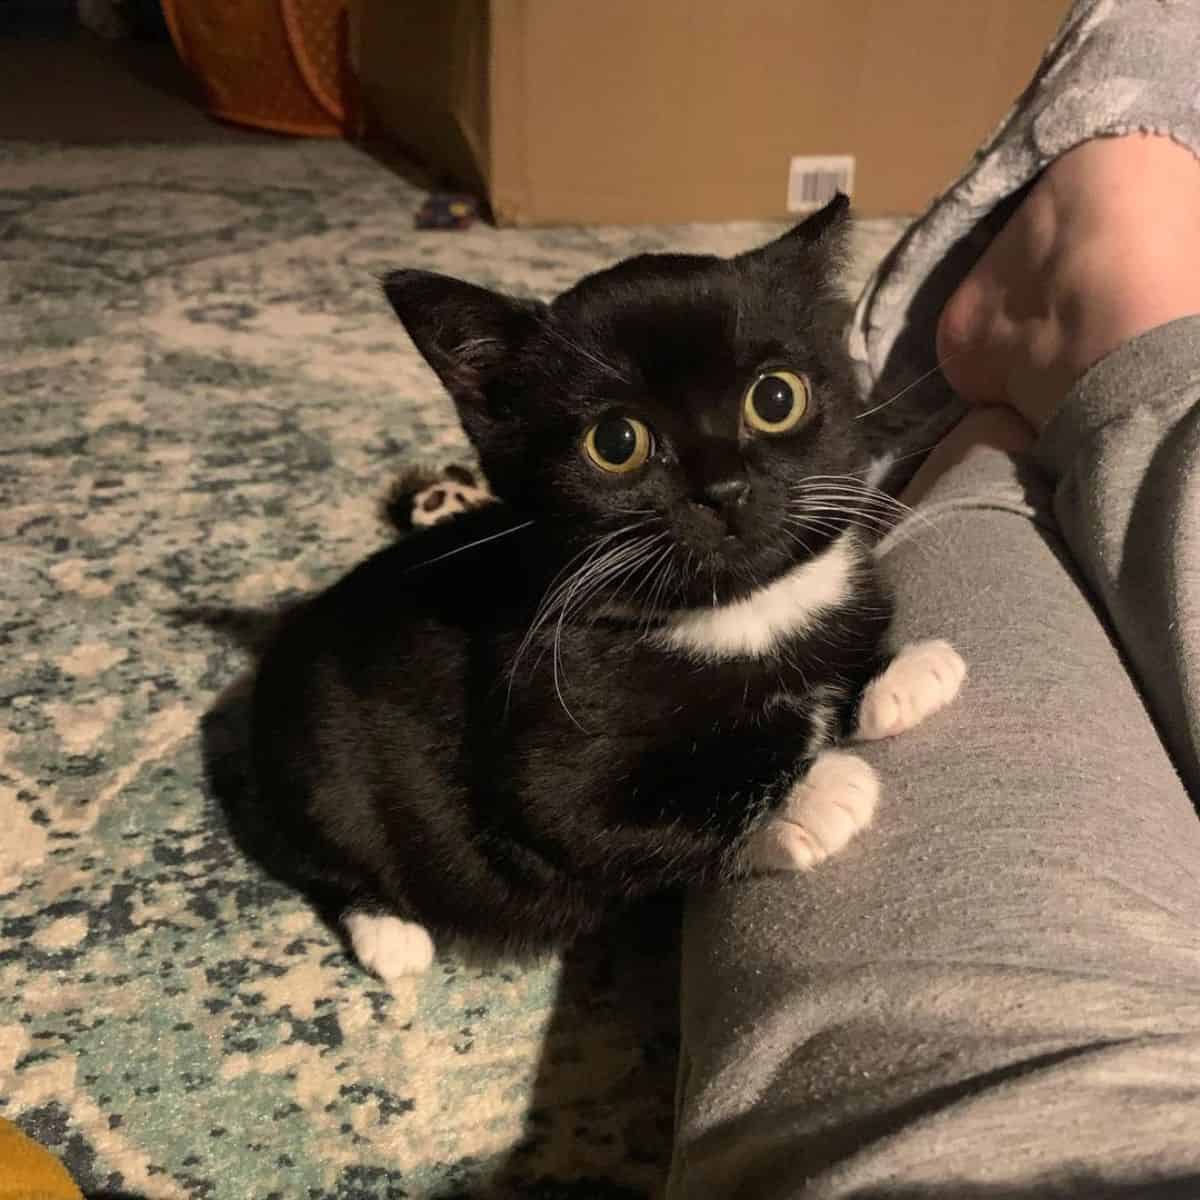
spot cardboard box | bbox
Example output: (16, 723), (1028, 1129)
(351, 0), (1070, 226)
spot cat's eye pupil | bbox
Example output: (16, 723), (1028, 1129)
(593, 417), (637, 464)
(752, 375), (795, 425)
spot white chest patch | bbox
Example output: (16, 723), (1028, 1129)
(652, 537), (857, 660)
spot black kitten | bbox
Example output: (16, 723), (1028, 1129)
(250, 196), (965, 978)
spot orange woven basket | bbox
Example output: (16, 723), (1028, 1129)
(162, 0), (351, 137)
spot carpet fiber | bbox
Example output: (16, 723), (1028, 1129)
(0, 139), (907, 1198)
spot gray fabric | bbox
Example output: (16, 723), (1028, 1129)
(670, 316), (1200, 1198)
(1038, 316), (1200, 796)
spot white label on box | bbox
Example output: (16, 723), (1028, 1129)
(787, 155), (855, 212)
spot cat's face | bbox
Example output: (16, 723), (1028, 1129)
(386, 196), (881, 609)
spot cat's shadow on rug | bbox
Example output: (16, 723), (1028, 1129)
(192, 605), (681, 1200)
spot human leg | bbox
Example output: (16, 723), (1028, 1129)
(931, 130), (1200, 794)
(670, 438), (1200, 1198)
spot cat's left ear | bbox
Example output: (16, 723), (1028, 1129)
(383, 269), (546, 403)
(742, 192), (851, 265)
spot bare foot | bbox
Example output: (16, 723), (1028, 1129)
(937, 134), (1200, 430)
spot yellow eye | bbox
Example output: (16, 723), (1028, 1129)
(584, 416), (653, 474)
(743, 371), (811, 434)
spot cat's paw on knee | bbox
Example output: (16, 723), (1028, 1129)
(747, 750), (879, 872)
(344, 911), (435, 979)
(856, 639), (966, 741)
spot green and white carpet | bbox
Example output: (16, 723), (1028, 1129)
(0, 139), (908, 1198)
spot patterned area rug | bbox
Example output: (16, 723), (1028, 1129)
(0, 139), (909, 1198)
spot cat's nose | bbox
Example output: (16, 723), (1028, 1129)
(700, 477), (751, 512)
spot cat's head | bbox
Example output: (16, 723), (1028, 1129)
(385, 196), (882, 608)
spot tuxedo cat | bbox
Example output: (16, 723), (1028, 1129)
(250, 196), (964, 979)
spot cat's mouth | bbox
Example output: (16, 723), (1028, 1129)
(685, 502), (753, 542)
(674, 492), (812, 555)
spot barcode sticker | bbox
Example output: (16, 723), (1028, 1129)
(787, 155), (855, 212)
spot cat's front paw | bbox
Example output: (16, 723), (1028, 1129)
(344, 911), (435, 979)
(856, 639), (966, 741)
(746, 750), (879, 872)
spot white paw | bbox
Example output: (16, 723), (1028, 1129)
(344, 911), (435, 979)
(411, 468), (494, 527)
(747, 750), (880, 872)
(856, 639), (966, 741)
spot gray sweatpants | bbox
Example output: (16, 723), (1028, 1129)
(671, 317), (1200, 1198)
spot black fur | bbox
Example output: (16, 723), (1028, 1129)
(251, 196), (895, 952)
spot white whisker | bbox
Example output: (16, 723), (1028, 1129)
(788, 474), (944, 559)
(633, 543), (678, 636)
(542, 320), (632, 384)
(548, 533), (664, 725)
(854, 354), (960, 420)
(620, 538), (674, 614)
(403, 519), (535, 573)
(506, 518), (669, 725)
(507, 520), (653, 704)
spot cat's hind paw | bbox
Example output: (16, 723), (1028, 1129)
(344, 911), (435, 979)
(411, 465), (494, 528)
(381, 464), (494, 532)
(746, 750), (879, 872)
(856, 639), (966, 741)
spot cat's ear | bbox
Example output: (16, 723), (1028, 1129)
(742, 192), (851, 265)
(792, 191), (852, 244)
(383, 270), (545, 402)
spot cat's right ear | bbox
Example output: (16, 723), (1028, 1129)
(383, 270), (545, 405)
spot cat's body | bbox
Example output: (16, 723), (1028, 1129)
(253, 504), (889, 947)
(250, 196), (964, 974)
